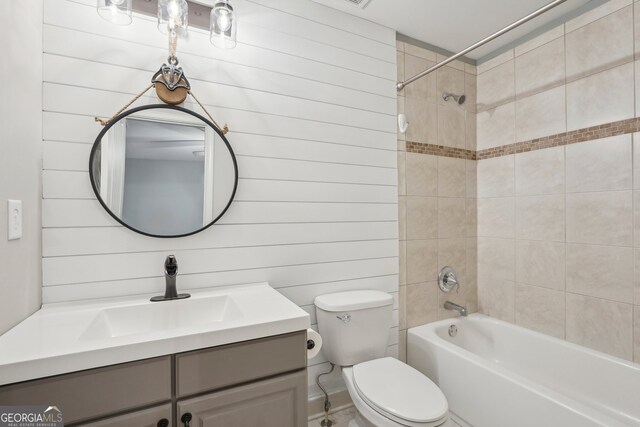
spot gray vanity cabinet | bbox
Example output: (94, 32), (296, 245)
(177, 370), (306, 427)
(0, 331), (307, 426)
(0, 356), (172, 425)
(175, 331), (307, 427)
(78, 404), (172, 427)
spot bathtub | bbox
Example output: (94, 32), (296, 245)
(407, 314), (640, 427)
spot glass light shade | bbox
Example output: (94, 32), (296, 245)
(210, 1), (237, 49)
(97, 0), (132, 25)
(158, 0), (189, 36)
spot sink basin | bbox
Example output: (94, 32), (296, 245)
(0, 282), (310, 386)
(81, 295), (243, 340)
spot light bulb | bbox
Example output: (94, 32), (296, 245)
(210, 1), (236, 48)
(217, 12), (231, 32)
(158, 0), (188, 34)
(97, 0), (132, 25)
(167, 0), (180, 18)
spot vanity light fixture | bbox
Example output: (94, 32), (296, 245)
(96, 0), (238, 50)
(94, 0), (231, 135)
(96, 0), (133, 25)
(210, 0), (237, 49)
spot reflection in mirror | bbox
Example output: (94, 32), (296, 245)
(90, 106), (237, 237)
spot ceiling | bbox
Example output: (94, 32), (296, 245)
(310, 0), (603, 61)
(125, 119), (206, 162)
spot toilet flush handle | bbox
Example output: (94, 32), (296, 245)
(336, 313), (351, 323)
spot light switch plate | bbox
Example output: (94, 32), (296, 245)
(7, 200), (22, 240)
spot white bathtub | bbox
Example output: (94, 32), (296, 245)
(407, 314), (640, 427)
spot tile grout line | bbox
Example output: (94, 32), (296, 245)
(633, 0), (637, 363)
(564, 21), (568, 341)
(512, 51), (518, 324)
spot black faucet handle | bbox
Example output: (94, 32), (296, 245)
(151, 254), (189, 302)
(164, 255), (178, 276)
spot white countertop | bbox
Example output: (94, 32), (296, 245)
(0, 282), (309, 386)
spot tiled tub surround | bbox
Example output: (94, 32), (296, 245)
(397, 40), (478, 362)
(475, 0), (640, 363)
(477, 133), (640, 362)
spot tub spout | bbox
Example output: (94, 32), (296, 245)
(444, 301), (468, 317)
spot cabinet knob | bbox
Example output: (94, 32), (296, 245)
(157, 419), (169, 427)
(181, 413), (192, 427)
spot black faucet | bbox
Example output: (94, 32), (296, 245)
(150, 255), (191, 302)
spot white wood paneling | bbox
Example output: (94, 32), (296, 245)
(43, 268), (399, 303)
(233, 1), (396, 62)
(43, 139), (397, 185)
(43, 222), (398, 256)
(43, 26), (396, 114)
(43, 171), (397, 202)
(45, 0), (396, 97)
(43, 200), (398, 227)
(43, 55), (396, 132)
(247, 0), (396, 47)
(43, 240), (396, 285)
(42, 0), (398, 396)
(43, 84), (395, 150)
(44, 135), (397, 168)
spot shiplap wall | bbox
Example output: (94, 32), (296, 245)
(42, 0), (397, 398)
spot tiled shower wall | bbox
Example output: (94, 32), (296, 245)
(396, 41), (478, 361)
(476, 0), (640, 362)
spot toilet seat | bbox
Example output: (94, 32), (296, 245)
(344, 358), (448, 427)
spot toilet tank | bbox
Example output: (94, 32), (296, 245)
(314, 290), (393, 366)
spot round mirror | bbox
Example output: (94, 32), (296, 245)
(89, 104), (238, 238)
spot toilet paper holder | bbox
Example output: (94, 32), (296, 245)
(306, 328), (323, 359)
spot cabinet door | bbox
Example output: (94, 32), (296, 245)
(177, 370), (306, 427)
(75, 404), (172, 427)
(0, 356), (171, 425)
(176, 331), (306, 397)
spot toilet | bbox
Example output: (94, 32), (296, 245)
(315, 290), (448, 427)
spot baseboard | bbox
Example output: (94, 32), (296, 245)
(307, 389), (353, 420)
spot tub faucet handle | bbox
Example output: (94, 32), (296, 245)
(447, 274), (459, 293)
(438, 266), (460, 293)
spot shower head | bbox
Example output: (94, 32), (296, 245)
(442, 92), (466, 105)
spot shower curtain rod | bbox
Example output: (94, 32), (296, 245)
(396, 0), (568, 91)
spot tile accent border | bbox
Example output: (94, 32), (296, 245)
(477, 117), (640, 159)
(406, 117), (640, 160)
(405, 141), (476, 160)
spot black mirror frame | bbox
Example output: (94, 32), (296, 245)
(89, 104), (239, 238)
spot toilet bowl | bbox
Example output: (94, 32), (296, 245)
(314, 290), (449, 427)
(342, 357), (448, 427)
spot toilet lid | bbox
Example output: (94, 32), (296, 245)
(352, 357), (448, 424)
